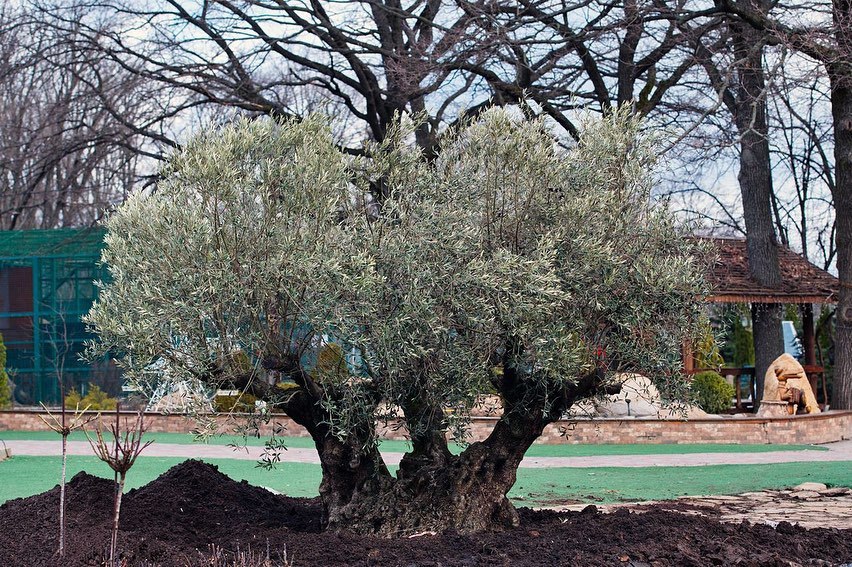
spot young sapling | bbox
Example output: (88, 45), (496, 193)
(86, 404), (152, 566)
(39, 400), (95, 560)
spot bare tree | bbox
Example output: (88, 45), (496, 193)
(478, 0), (714, 132)
(86, 407), (152, 566)
(0, 5), (171, 229)
(41, 0), (500, 156)
(38, 0), (721, 157)
(714, 0), (852, 408)
(672, 1), (784, 400)
(767, 67), (836, 270)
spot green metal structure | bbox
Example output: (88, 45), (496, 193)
(0, 228), (116, 405)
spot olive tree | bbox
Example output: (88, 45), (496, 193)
(86, 109), (708, 535)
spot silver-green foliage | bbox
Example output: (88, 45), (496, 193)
(86, 108), (708, 442)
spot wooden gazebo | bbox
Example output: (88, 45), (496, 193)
(686, 237), (840, 409)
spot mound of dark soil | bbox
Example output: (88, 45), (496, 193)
(0, 471), (115, 565)
(122, 459), (322, 539)
(0, 459), (849, 566)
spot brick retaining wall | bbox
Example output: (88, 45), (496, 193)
(533, 411), (852, 445)
(1, 409), (849, 445)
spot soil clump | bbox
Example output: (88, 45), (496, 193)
(0, 459), (849, 566)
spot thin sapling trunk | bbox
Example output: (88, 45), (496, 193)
(39, 395), (94, 560)
(61, 427), (66, 557)
(85, 404), (152, 566)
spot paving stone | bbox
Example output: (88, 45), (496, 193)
(791, 490), (823, 500)
(545, 489), (852, 530)
(818, 487), (850, 497)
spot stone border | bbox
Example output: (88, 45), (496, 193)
(533, 410), (852, 445)
(0, 409), (849, 445)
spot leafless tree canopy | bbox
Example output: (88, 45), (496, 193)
(0, 5), (176, 229)
(5, 1), (843, 251)
(38, 1), (721, 152)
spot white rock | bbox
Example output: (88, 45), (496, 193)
(579, 374), (708, 419)
(793, 482), (828, 492)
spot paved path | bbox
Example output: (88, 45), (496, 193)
(550, 487), (852, 530)
(6, 439), (852, 468)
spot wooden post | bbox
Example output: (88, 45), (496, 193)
(802, 303), (819, 397)
(802, 303), (817, 366)
(734, 371), (742, 410)
(682, 339), (695, 374)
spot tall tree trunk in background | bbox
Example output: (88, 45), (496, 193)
(727, 1), (784, 405)
(828, 0), (852, 409)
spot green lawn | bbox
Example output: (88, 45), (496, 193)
(1, 454), (849, 507)
(509, 462), (852, 505)
(0, 429), (828, 457)
(2, 429), (842, 507)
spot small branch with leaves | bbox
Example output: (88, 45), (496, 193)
(39, 402), (96, 438)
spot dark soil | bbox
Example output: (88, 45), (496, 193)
(1, 459), (849, 566)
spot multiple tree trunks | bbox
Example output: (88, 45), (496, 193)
(319, 438), (526, 536)
(718, 0), (852, 411)
(261, 363), (605, 536)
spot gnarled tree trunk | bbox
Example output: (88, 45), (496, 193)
(323, 432), (528, 535)
(234, 318), (623, 536)
(262, 359), (606, 535)
(189, 353), (598, 536)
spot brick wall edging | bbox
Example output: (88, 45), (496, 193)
(1, 409), (850, 445)
(470, 409), (852, 424)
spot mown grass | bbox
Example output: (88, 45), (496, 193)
(1, 454), (848, 507)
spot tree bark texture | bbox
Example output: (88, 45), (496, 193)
(282, 393), (530, 534)
(828, 0), (852, 409)
(751, 302), (783, 402)
(313, 384), (589, 536)
(802, 303), (816, 367)
(255, 358), (605, 535)
(728, 2), (784, 402)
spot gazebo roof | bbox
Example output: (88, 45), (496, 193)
(699, 237), (839, 304)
